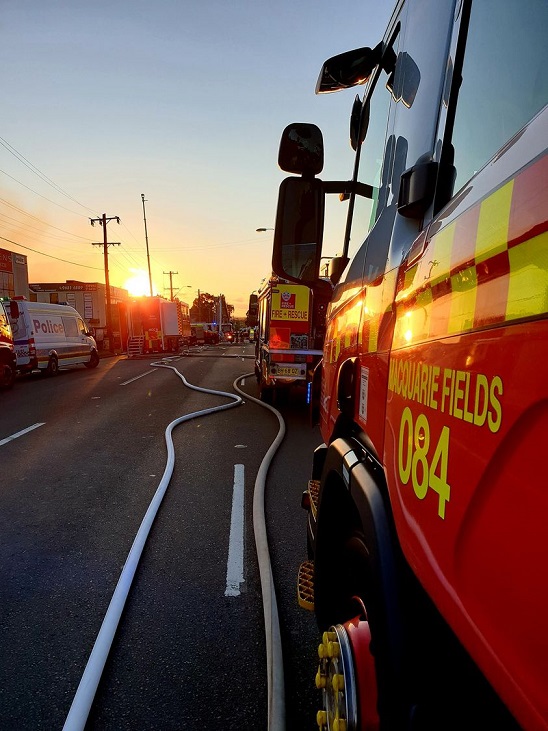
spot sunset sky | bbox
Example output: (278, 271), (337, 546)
(1, 1), (391, 317)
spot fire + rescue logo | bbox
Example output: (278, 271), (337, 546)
(280, 291), (296, 309)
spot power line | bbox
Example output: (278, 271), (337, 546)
(0, 197), (95, 240)
(117, 218), (158, 273)
(0, 235), (103, 270)
(123, 236), (259, 253)
(0, 212), (93, 244)
(0, 135), (99, 215)
(0, 168), (92, 217)
(0, 198), (145, 275)
(0, 142), (166, 288)
(115, 244), (146, 270)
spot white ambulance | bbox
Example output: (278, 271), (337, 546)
(8, 299), (100, 376)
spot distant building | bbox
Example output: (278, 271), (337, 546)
(29, 280), (130, 350)
(0, 247), (30, 299)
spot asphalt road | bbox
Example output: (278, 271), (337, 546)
(0, 343), (322, 730)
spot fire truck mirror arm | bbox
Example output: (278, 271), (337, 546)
(322, 180), (373, 200)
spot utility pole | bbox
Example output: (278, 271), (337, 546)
(164, 271), (178, 301)
(141, 194), (154, 297)
(91, 213), (120, 351)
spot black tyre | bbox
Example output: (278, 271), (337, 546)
(0, 362), (16, 390)
(85, 349), (100, 368)
(44, 355), (59, 376)
(259, 384), (273, 403)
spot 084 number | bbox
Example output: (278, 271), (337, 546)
(398, 407), (450, 519)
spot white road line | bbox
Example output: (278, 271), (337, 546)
(120, 369), (158, 385)
(225, 463), (245, 597)
(0, 422), (45, 446)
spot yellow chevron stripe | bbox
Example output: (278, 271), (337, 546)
(506, 231), (548, 320)
(475, 180), (513, 263)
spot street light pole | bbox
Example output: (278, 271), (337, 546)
(141, 194), (154, 297)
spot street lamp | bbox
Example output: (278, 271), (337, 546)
(173, 284), (192, 301)
(256, 227), (274, 232)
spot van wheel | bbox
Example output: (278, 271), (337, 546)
(0, 363), (15, 390)
(44, 355), (59, 376)
(85, 350), (100, 368)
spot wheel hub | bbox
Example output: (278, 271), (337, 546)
(315, 615), (379, 731)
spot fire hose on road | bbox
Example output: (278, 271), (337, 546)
(63, 358), (287, 731)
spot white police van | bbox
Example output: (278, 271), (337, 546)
(8, 299), (100, 375)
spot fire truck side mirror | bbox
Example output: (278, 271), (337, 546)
(9, 301), (19, 320)
(278, 123), (324, 176)
(247, 294), (259, 327)
(328, 256), (350, 286)
(272, 176), (324, 286)
(315, 44), (382, 94)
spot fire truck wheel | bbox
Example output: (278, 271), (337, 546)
(275, 387), (290, 405)
(316, 614), (380, 731)
(85, 350), (100, 368)
(313, 472), (413, 728)
(0, 363), (15, 389)
(315, 528), (371, 632)
(44, 355), (59, 377)
(259, 384), (273, 403)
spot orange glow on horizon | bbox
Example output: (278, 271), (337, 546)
(123, 270), (156, 297)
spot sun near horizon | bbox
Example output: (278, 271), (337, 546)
(123, 270), (158, 297)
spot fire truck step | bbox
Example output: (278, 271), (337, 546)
(297, 560), (315, 611)
(308, 479), (320, 518)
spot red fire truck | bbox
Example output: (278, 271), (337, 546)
(127, 296), (190, 354)
(270, 0), (547, 729)
(254, 276), (327, 403)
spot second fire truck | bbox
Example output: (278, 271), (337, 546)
(254, 276), (328, 403)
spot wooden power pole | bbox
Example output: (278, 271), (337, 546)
(164, 271), (178, 301)
(91, 213), (120, 350)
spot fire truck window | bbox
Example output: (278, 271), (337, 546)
(344, 25), (400, 284)
(348, 61), (393, 265)
(347, 0), (458, 283)
(451, 0), (548, 195)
